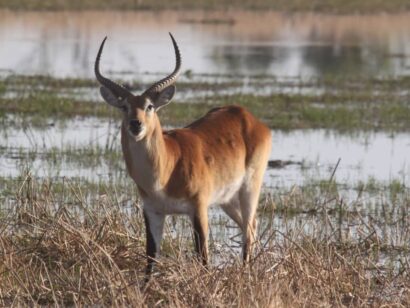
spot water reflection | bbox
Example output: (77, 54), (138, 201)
(0, 10), (409, 79)
(212, 45), (276, 75)
(301, 45), (386, 76)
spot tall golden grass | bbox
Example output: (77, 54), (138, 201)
(1, 175), (409, 306)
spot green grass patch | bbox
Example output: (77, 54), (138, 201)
(2, 75), (97, 89)
(0, 94), (116, 119)
(1, 74), (410, 131)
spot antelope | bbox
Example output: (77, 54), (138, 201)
(94, 33), (272, 275)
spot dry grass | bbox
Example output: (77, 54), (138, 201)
(0, 175), (409, 306)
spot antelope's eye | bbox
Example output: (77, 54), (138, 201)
(147, 104), (155, 112)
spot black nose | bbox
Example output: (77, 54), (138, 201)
(129, 119), (142, 134)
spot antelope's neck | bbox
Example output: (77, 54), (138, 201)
(121, 119), (176, 194)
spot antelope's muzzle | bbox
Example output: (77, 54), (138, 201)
(129, 119), (143, 135)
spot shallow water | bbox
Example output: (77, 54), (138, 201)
(1, 10), (410, 79)
(1, 117), (408, 194)
(269, 130), (410, 188)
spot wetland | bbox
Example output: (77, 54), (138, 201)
(0, 9), (409, 306)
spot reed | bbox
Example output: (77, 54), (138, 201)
(1, 174), (408, 306)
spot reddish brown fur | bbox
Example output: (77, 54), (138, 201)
(120, 97), (271, 266)
(161, 105), (271, 199)
(121, 100), (270, 200)
(96, 35), (272, 272)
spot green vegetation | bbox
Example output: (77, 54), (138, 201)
(1, 74), (410, 131)
(3, 75), (97, 88)
(2, 93), (410, 131)
(0, 94), (107, 118)
(1, 0), (410, 13)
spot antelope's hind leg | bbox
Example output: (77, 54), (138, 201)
(143, 208), (165, 276)
(239, 170), (265, 263)
(221, 197), (243, 228)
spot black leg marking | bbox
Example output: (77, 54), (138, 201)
(143, 211), (157, 276)
(243, 242), (248, 264)
(193, 215), (208, 266)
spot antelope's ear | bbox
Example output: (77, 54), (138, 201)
(100, 86), (125, 108)
(152, 85), (176, 110)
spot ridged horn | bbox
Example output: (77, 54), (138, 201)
(144, 33), (181, 96)
(95, 37), (132, 100)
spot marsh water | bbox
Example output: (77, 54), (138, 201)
(1, 10), (410, 79)
(0, 10), (409, 199)
(1, 116), (409, 193)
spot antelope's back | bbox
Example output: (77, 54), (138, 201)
(162, 105), (271, 201)
(187, 105), (271, 179)
(188, 104), (271, 157)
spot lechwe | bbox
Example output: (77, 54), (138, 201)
(94, 33), (272, 275)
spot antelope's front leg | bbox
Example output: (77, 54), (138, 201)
(143, 208), (165, 276)
(192, 206), (209, 266)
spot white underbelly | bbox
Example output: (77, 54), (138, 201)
(142, 191), (193, 215)
(142, 177), (244, 215)
(210, 176), (244, 206)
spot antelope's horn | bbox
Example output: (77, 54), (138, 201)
(144, 33), (181, 96)
(95, 37), (132, 100)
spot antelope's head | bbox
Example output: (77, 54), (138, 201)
(95, 33), (181, 141)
